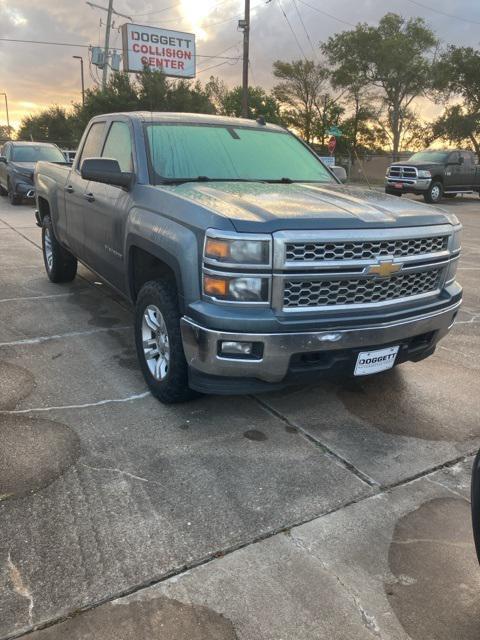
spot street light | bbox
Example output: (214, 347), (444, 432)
(72, 56), (85, 106)
(0, 93), (11, 137)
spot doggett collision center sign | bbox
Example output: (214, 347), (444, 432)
(122, 23), (196, 78)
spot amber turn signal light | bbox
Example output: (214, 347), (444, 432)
(204, 275), (229, 297)
(205, 238), (230, 259)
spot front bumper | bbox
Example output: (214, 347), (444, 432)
(13, 178), (35, 198)
(181, 300), (461, 393)
(385, 177), (431, 194)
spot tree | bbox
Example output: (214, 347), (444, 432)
(432, 46), (480, 157)
(323, 13), (437, 158)
(272, 59), (330, 143)
(17, 106), (76, 147)
(213, 83), (282, 123)
(0, 125), (14, 140)
(431, 105), (480, 157)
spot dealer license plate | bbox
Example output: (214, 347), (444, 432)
(354, 346), (399, 376)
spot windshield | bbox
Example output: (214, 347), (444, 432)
(145, 123), (335, 184)
(408, 151), (449, 163)
(12, 145), (66, 163)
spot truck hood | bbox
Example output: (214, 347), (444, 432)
(390, 162), (444, 171)
(10, 162), (35, 176)
(163, 181), (458, 232)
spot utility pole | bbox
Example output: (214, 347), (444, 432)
(0, 93), (10, 136)
(239, 0), (250, 118)
(102, 0), (113, 89)
(72, 56), (85, 106)
(86, 1), (132, 90)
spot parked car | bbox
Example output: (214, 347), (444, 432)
(62, 149), (77, 164)
(385, 149), (480, 203)
(35, 112), (462, 403)
(0, 141), (66, 205)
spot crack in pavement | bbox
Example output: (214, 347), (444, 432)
(0, 326), (131, 348)
(7, 553), (34, 628)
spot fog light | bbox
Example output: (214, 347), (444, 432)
(221, 341), (253, 356)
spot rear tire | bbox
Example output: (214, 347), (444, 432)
(424, 181), (443, 204)
(135, 279), (198, 404)
(42, 215), (77, 282)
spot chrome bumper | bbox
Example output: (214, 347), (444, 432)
(181, 301), (461, 383)
(385, 177), (431, 191)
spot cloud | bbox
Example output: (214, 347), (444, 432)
(0, 0), (479, 128)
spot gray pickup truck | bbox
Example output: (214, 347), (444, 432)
(385, 149), (480, 203)
(35, 112), (462, 403)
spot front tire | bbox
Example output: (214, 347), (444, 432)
(42, 215), (77, 282)
(7, 180), (21, 205)
(134, 279), (197, 404)
(424, 181), (443, 204)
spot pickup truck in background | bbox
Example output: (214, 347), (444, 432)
(0, 141), (67, 205)
(34, 112), (462, 404)
(385, 149), (480, 203)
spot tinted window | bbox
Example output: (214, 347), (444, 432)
(102, 122), (133, 172)
(408, 151), (449, 163)
(460, 152), (472, 165)
(448, 152), (460, 164)
(145, 124), (334, 183)
(79, 122), (106, 166)
(11, 145), (65, 163)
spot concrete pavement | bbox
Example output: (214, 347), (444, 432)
(0, 193), (479, 639)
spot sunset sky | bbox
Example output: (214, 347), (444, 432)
(0, 0), (479, 129)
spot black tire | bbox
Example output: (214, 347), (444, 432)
(385, 189), (402, 197)
(471, 451), (480, 564)
(135, 279), (198, 404)
(7, 180), (22, 205)
(423, 180), (443, 204)
(42, 214), (77, 282)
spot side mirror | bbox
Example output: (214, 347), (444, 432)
(81, 157), (132, 189)
(0, 156), (7, 164)
(331, 165), (347, 183)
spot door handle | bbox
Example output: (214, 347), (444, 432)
(65, 185), (74, 194)
(83, 193), (95, 203)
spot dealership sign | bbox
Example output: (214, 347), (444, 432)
(122, 23), (196, 78)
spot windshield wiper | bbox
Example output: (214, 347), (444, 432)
(158, 176), (265, 186)
(263, 177), (296, 183)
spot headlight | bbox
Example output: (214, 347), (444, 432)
(203, 274), (269, 302)
(418, 170), (431, 178)
(204, 231), (271, 266)
(445, 258), (459, 284)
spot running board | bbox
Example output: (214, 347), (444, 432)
(445, 190), (475, 194)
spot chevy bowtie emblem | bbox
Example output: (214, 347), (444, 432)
(367, 261), (402, 278)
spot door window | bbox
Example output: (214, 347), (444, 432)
(448, 152), (460, 165)
(78, 122), (106, 167)
(102, 121), (133, 172)
(460, 152), (472, 166)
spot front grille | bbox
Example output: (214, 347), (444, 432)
(285, 236), (448, 262)
(283, 269), (442, 308)
(388, 165), (417, 178)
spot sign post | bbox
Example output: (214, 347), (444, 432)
(122, 23), (196, 78)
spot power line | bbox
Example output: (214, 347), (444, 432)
(295, 0), (355, 27)
(276, 0), (308, 60)
(404, 0), (480, 26)
(0, 37), (242, 59)
(292, 0), (317, 59)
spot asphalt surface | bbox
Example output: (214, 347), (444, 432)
(0, 192), (479, 639)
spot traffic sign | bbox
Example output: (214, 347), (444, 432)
(327, 126), (342, 137)
(327, 136), (337, 154)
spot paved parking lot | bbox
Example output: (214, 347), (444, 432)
(0, 193), (479, 639)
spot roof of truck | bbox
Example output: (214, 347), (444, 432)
(92, 111), (285, 131)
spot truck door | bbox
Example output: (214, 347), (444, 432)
(82, 120), (134, 293)
(445, 151), (463, 191)
(64, 121), (106, 260)
(460, 151), (475, 189)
